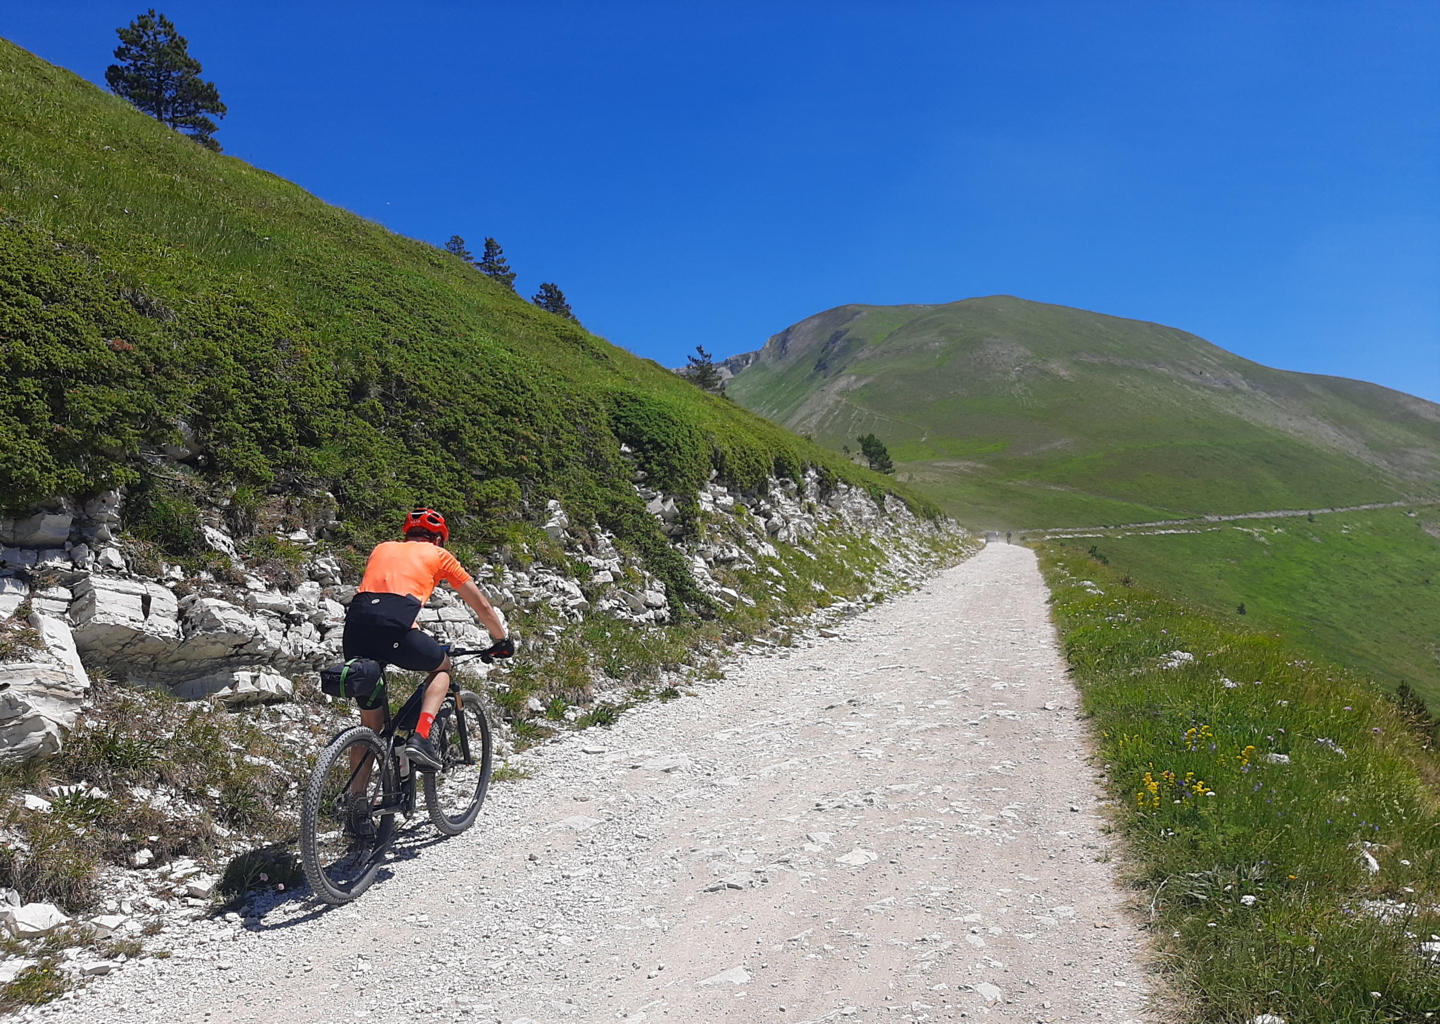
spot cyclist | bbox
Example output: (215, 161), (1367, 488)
(342, 508), (513, 776)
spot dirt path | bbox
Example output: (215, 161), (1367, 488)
(1018, 498), (1413, 538)
(47, 544), (1154, 1024)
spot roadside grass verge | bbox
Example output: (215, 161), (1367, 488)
(1037, 544), (1440, 1021)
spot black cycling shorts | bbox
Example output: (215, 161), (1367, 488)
(341, 593), (446, 710)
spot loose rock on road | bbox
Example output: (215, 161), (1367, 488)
(53, 544), (1153, 1024)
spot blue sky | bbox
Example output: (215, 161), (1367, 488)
(8, 2), (1440, 400)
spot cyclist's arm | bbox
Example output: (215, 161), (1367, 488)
(455, 579), (507, 642)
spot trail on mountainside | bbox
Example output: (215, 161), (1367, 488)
(1019, 498), (1414, 537)
(52, 545), (1153, 1024)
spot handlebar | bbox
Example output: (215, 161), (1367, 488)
(442, 637), (518, 664)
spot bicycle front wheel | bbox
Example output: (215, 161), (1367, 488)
(423, 690), (493, 835)
(300, 726), (395, 904)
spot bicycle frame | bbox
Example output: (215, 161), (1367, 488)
(364, 649), (483, 819)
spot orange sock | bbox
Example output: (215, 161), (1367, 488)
(417, 712), (435, 739)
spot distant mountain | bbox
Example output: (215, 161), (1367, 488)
(724, 296), (1440, 528)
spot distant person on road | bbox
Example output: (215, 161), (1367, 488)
(342, 508), (513, 773)
(1006, 531), (1012, 544)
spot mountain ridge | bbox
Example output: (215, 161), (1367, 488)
(724, 295), (1440, 528)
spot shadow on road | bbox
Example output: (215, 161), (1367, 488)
(222, 824), (453, 930)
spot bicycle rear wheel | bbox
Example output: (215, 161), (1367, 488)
(423, 690), (493, 835)
(300, 726), (395, 904)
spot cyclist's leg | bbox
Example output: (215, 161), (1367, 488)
(387, 630), (452, 768)
(339, 612), (400, 821)
(419, 654), (453, 718)
(384, 629), (451, 719)
(348, 682), (389, 798)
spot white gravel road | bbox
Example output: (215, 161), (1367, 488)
(42, 543), (1154, 1024)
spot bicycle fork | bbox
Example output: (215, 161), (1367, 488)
(451, 689), (473, 766)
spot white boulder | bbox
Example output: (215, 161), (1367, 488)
(543, 500), (571, 540)
(213, 670), (294, 707)
(34, 549), (70, 569)
(245, 590), (294, 616)
(71, 577), (181, 668)
(0, 617), (88, 762)
(0, 577), (27, 619)
(0, 959), (36, 985)
(86, 914), (128, 939)
(0, 548), (37, 570)
(2, 902), (70, 937)
(621, 591), (647, 614)
(28, 614), (88, 691)
(974, 982), (1002, 1004)
(202, 525), (238, 559)
(10, 513), (71, 548)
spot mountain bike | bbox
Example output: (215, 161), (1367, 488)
(299, 646), (496, 904)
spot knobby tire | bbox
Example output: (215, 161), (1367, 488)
(423, 690), (493, 835)
(300, 726), (394, 904)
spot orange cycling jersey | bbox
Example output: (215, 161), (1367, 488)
(356, 541), (471, 605)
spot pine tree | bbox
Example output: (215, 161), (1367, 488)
(856, 433), (894, 474)
(444, 235), (474, 263)
(684, 346), (725, 393)
(105, 10), (226, 151)
(532, 283), (577, 321)
(478, 238), (516, 291)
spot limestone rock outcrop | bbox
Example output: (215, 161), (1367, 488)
(0, 465), (966, 761)
(0, 614), (90, 762)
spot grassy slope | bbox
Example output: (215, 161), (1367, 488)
(726, 297), (1440, 530)
(0, 39), (936, 607)
(1055, 505), (1440, 704)
(1039, 545), (1440, 1022)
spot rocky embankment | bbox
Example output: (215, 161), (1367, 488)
(0, 465), (966, 763)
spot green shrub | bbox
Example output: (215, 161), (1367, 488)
(573, 704), (625, 729)
(491, 762), (530, 783)
(0, 814), (101, 912)
(121, 479), (206, 555)
(605, 389), (710, 495)
(0, 605), (39, 661)
(218, 846), (303, 903)
(61, 723), (159, 787)
(0, 959), (65, 1009)
(510, 719), (553, 745)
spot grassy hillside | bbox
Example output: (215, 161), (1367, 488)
(1047, 504), (1440, 703)
(725, 297), (1440, 530)
(0, 39), (936, 607)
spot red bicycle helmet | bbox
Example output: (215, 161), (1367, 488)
(402, 507), (449, 546)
